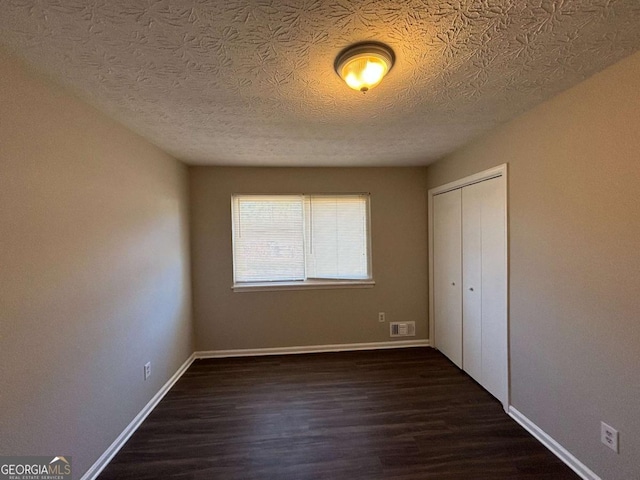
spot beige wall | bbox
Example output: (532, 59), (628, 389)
(426, 51), (640, 479)
(0, 50), (193, 479)
(189, 167), (429, 351)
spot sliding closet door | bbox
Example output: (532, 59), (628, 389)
(433, 189), (462, 368)
(478, 176), (507, 403)
(461, 183), (483, 384)
(462, 176), (507, 404)
(430, 166), (508, 407)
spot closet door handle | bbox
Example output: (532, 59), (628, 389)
(451, 282), (456, 286)
(469, 287), (474, 291)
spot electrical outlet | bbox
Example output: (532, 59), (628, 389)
(378, 312), (386, 322)
(144, 362), (151, 381)
(601, 422), (619, 453)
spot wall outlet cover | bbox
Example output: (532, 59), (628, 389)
(601, 421), (619, 453)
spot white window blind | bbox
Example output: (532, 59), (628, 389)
(305, 195), (369, 280)
(232, 195), (305, 282)
(231, 194), (371, 285)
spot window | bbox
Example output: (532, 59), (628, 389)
(231, 194), (373, 290)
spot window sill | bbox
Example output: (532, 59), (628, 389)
(232, 279), (375, 292)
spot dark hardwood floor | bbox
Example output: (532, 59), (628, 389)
(98, 348), (578, 479)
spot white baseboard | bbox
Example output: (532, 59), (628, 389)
(80, 353), (196, 480)
(195, 339), (431, 359)
(508, 406), (601, 480)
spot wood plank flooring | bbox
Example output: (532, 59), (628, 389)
(98, 348), (579, 479)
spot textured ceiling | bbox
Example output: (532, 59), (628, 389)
(1, 1), (639, 166)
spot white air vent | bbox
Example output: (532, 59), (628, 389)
(390, 321), (416, 337)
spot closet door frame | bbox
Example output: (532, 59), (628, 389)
(428, 163), (509, 410)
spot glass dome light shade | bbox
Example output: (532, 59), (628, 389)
(335, 43), (395, 93)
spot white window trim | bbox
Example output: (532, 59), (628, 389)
(230, 193), (374, 291)
(231, 279), (376, 292)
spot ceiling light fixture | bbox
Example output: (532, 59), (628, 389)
(335, 42), (395, 93)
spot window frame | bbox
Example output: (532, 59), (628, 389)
(231, 193), (375, 292)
